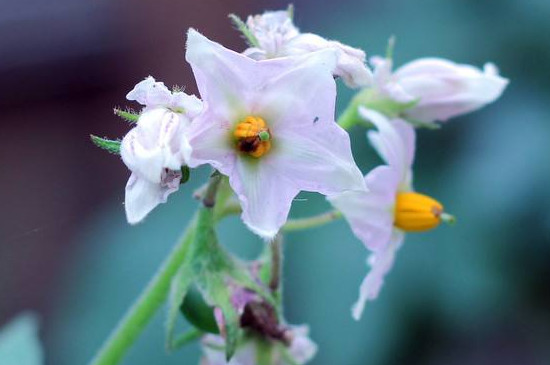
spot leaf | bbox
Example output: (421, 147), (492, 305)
(180, 286), (219, 334)
(166, 260), (194, 351)
(113, 108), (139, 123)
(228, 14), (259, 48)
(90, 135), (121, 155)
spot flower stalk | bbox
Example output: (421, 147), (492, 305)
(88, 216), (197, 365)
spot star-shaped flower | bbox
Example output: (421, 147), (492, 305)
(185, 29), (365, 240)
(328, 107), (454, 320)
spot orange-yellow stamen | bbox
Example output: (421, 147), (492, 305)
(233, 116), (272, 158)
(394, 192), (445, 232)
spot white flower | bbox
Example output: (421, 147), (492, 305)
(200, 326), (317, 365)
(120, 77), (202, 224)
(242, 9), (372, 88)
(185, 29), (365, 240)
(371, 56), (508, 124)
(329, 107), (453, 320)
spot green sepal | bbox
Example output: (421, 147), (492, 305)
(166, 258), (194, 351)
(170, 328), (203, 351)
(90, 135), (121, 155)
(113, 108), (139, 123)
(180, 166), (191, 185)
(338, 89), (418, 130)
(287, 4), (295, 20)
(180, 286), (219, 334)
(228, 14), (260, 48)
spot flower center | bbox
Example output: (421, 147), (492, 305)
(234, 116), (272, 158)
(394, 192), (453, 232)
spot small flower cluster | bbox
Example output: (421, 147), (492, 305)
(93, 5), (507, 364)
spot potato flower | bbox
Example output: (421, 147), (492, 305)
(120, 77), (202, 223)
(328, 107), (454, 320)
(185, 29), (365, 239)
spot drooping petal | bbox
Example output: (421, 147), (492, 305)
(351, 230), (405, 320)
(394, 58), (509, 123)
(287, 325), (318, 365)
(359, 108), (415, 185)
(328, 166), (398, 252)
(371, 56), (416, 103)
(126, 76), (172, 108)
(245, 9), (300, 58)
(124, 170), (181, 224)
(285, 33), (372, 88)
(121, 109), (191, 182)
(229, 158), (300, 240)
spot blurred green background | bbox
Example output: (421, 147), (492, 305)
(1, 0), (549, 364)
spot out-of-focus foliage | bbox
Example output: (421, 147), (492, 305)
(0, 313), (43, 365)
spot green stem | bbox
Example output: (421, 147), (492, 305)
(337, 96), (362, 130)
(89, 216), (197, 365)
(282, 210), (342, 232)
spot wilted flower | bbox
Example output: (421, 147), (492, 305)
(200, 326), (317, 365)
(121, 77), (202, 223)
(185, 29), (365, 240)
(371, 56), (508, 124)
(242, 9), (372, 88)
(328, 107), (454, 320)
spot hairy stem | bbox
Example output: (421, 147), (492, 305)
(89, 216), (197, 365)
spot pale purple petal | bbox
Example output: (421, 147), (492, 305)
(121, 109), (191, 182)
(328, 166), (398, 252)
(285, 33), (372, 88)
(394, 58), (509, 123)
(124, 170), (181, 224)
(230, 158), (300, 240)
(187, 29), (303, 123)
(287, 325), (318, 364)
(245, 10), (300, 58)
(360, 108), (415, 183)
(273, 129), (365, 194)
(126, 76), (173, 109)
(351, 230), (405, 320)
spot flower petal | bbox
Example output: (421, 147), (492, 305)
(124, 171), (181, 224)
(126, 76), (173, 109)
(229, 158), (300, 240)
(351, 230), (405, 320)
(394, 58), (509, 123)
(328, 166), (398, 252)
(360, 108), (415, 183)
(273, 127), (365, 194)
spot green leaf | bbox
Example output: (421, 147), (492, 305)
(113, 108), (139, 123)
(180, 286), (219, 334)
(228, 14), (259, 48)
(166, 260), (194, 351)
(90, 135), (121, 155)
